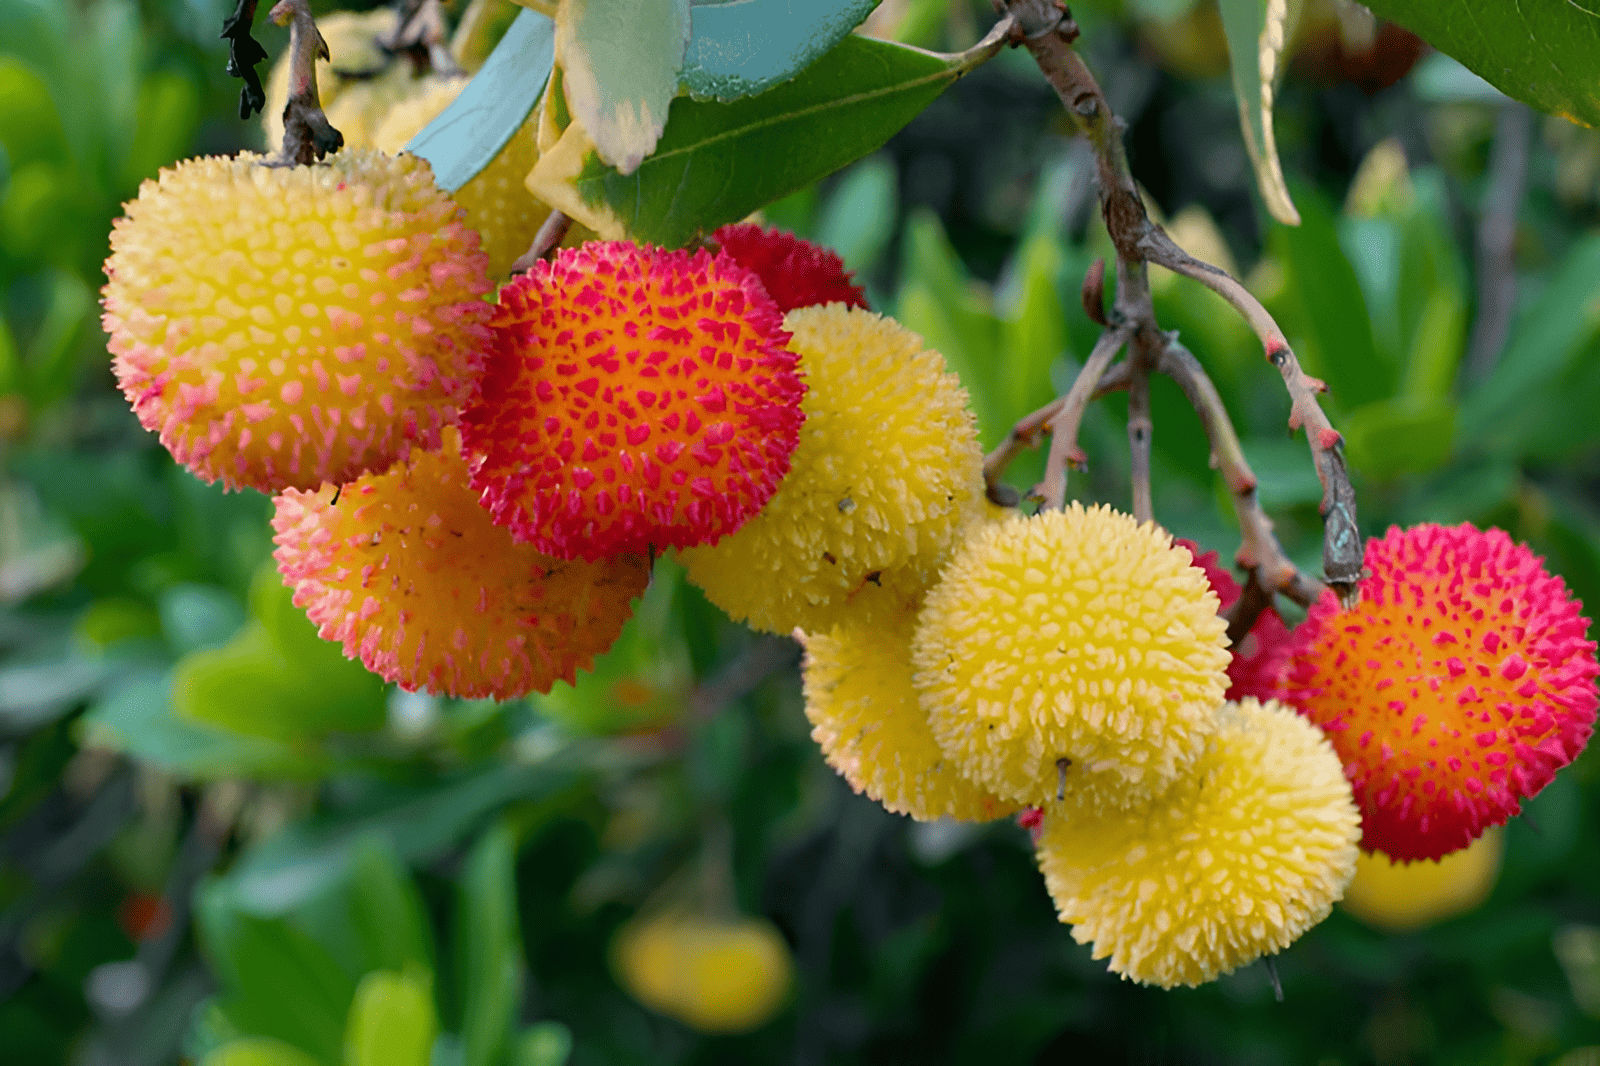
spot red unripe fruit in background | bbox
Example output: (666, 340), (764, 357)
(463, 242), (805, 561)
(1177, 539), (1294, 704)
(710, 223), (869, 314)
(1275, 523), (1598, 861)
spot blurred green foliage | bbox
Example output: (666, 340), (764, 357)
(3, 0), (1600, 1064)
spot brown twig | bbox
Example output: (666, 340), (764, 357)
(982, 357), (1130, 500)
(1126, 357), (1153, 524)
(268, 0), (343, 165)
(1036, 325), (1132, 509)
(1154, 338), (1324, 611)
(999, 0), (1361, 608)
(1144, 234), (1361, 603)
(510, 210), (573, 275)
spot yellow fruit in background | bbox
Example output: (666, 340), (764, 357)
(1340, 827), (1505, 933)
(613, 913), (793, 1033)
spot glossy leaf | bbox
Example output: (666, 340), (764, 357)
(557, 0), (689, 174)
(680, 0), (879, 101)
(513, 1022), (574, 1066)
(534, 34), (987, 247)
(344, 970), (436, 1066)
(1217, 0), (1299, 224)
(1363, 0), (1600, 128)
(407, 8), (554, 192)
(458, 820), (524, 1066)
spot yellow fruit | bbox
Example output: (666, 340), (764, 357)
(1340, 827), (1504, 933)
(103, 150), (492, 492)
(613, 914), (793, 1033)
(681, 304), (983, 634)
(801, 612), (1017, 822)
(911, 504), (1229, 808)
(1037, 698), (1361, 988)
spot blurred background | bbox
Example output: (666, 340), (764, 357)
(3, 0), (1600, 1062)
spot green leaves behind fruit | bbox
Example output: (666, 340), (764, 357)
(344, 969), (437, 1066)
(679, 0), (880, 101)
(1341, 396), (1456, 481)
(532, 34), (987, 248)
(457, 820), (524, 1066)
(172, 564), (385, 742)
(201, 1038), (322, 1066)
(532, 562), (691, 736)
(1363, 0), (1600, 129)
(556, 0), (689, 175)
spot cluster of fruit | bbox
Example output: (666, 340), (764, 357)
(100, 8), (1598, 1000)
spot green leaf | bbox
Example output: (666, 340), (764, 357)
(344, 970), (437, 1066)
(1362, 0), (1600, 128)
(1341, 396), (1456, 481)
(998, 232), (1070, 433)
(1238, 438), (1325, 510)
(557, 0), (689, 175)
(1460, 236), (1600, 439)
(220, 761), (578, 916)
(407, 9), (554, 192)
(286, 835), (436, 982)
(540, 34), (987, 247)
(680, 0), (879, 101)
(79, 674), (314, 780)
(1218, 0), (1299, 224)
(24, 268), (92, 407)
(1271, 185), (1387, 410)
(457, 820), (524, 1066)
(813, 155), (899, 275)
(195, 896), (357, 1063)
(121, 71), (200, 189)
(202, 1038), (323, 1066)
(512, 1022), (573, 1066)
(893, 211), (1002, 446)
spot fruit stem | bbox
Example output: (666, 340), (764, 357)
(267, 0), (344, 166)
(1153, 338), (1325, 613)
(381, 0), (462, 77)
(1033, 323), (1131, 511)
(511, 210), (573, 276)
(221, 0), (268, 119)
(998, 0), (1361, 609)
(981, 356), (1129, 503)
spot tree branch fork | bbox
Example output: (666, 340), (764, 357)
(988, 0), (1364, 638)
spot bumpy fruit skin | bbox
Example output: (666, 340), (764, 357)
(1275, 524), (1598, 862)
(272, 428), (648, 699)
(801, 614), (1017, 822)
(1037, 698), (1361, 988)
(464, 242), (803, 561)
(104, 150), (492, 493)
(912, 505), (1230, 808)
(1178, 539), (1294, 703)
(1341, 826), (1504, 933)
(613, 914), (793, 1033)
(681, 304), (983, 633)
(711, 223), (869, 314)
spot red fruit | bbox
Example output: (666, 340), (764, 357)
(1176, 539), (1294, 703)
(1275, 524), (1598, 861)
(464, 242), (805, 561)
(711, 224), (868, 314)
